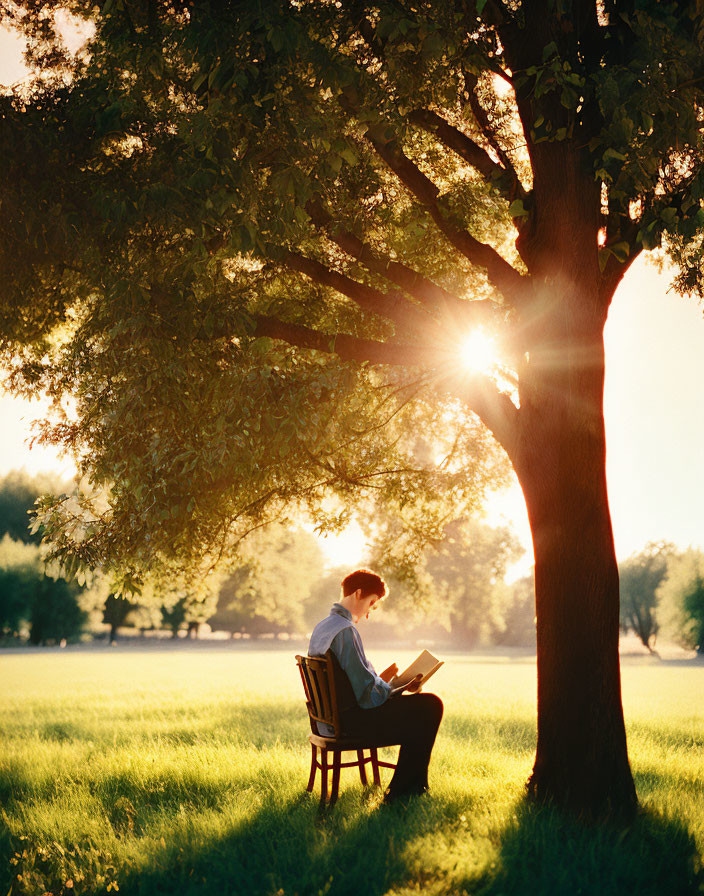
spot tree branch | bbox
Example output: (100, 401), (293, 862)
(464, 81), (523, 188)
(364, 128), (526, 305)
(253, 315), (519, 452)
(409, 107), (527, 205)
(445, 372), (520, 456)
(252, 314), (431, 366)
(305, 199), (501, 327)
(278, 249), (436, 337)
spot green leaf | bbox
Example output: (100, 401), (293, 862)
(508, 199), (528, 218)
(542, 41), (558, 61)
(603, 148), (627, 162)
(598, 247), (611, 273)
(610, 241), (631, 263)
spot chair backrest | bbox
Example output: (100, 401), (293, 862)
(296, 653), (341, 737)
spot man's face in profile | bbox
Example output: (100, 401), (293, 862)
(360, 592), (381, 620)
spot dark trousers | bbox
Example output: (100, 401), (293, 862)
(343, 693), (444, 795)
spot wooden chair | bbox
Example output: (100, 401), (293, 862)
(295, 653), (398, 806)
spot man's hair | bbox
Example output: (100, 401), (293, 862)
(341, 568), (387, 599)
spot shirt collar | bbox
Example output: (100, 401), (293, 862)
(330, 602), (352, 622)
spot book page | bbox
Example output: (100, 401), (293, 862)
(394, 649), (443, 688)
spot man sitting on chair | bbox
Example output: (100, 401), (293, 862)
(309, 568), (444, 803)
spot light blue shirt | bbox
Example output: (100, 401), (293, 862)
(309, 603), (392, 734)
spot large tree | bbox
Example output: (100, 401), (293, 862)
(2, 1), (704, 817)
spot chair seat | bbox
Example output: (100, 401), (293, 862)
(309, 732), (400, 750)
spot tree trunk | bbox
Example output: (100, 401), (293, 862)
(513, 295), (637, 819)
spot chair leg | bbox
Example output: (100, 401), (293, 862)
(330, 751), (341, 806)
(357, 749), (368, 786)
(320, 748), (329, 806)
(306, 743), (317, 793)
(370, 747), (381, 786)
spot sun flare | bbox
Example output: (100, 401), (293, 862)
(459, 330), (499, 374)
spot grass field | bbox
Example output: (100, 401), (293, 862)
(1, 645), (703, 896)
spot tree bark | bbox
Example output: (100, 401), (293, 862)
(512, 282), (637, 819)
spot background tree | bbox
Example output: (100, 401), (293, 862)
(158, 575), (220, 638)
(4, 0), (704, 816)
(657, 549), (704, 653)
(27, 574), (86, 645)
(618, 542), (675, 652)
(368, 513), (522, 645)
(304, 566), (349, 633)
(210, 525), (325, 635)
(0, 535), (39, 638)
(495, 573), (536, 648)
(0, 534), (87, 644)
(0, 470), (65, 545)
(102, 593), (138, 644)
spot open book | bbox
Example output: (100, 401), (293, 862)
(391, 649), (443, 692)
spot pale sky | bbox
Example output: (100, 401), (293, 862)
(1, 23), (703, 572)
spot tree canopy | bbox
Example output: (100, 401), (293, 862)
(1, 2), (702, 580)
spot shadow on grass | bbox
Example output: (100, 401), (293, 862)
(115, 789), (447, 896)
(464, 799), (704, 896)
(99, 792), (704, 896)
(2, 786), (702, 896)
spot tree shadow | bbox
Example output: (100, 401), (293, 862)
(462, 797), (704, 896)
(2, 774), (702, 896)
(92, 788), (704, 896)
(114, 789), (448, 896)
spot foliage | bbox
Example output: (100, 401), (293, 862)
(157, 574), (221, 637)
(618, 542), (676, 650)
(496, 573), (536, 647)
(657, 549), (704, 651)
(0, 469), (66, 545)
(0, 649), (703, 896)
(102, 593), (138, 642)
(368, 514), (523, 645)
(0, 535), (40, 637)
(209, 524), (325, 634)
(0, 534), (86, 643)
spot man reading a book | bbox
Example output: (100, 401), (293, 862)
(309, 568), (444, 803)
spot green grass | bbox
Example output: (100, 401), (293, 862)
(1, 646), (703, 896)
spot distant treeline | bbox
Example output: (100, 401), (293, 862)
(0, 471), (702, 651)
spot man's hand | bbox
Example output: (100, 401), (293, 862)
(405, 674), (423, 694)
(380, 663), (399, 683)
(389, 673), (424, 697)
